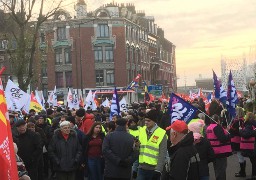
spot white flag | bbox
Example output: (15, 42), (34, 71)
(101, 98), (110, 107)
(85, 90), (97, 110)
(5, 79), (30, 110)
(72, 89), (79, 109)
(119, 97), (128, 112)
(47, 86), (57, 106)
(67, 88), (74, 109)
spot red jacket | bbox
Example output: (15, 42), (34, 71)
(79, 113), (94, 135)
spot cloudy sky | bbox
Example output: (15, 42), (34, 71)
(64, 0), (256, 86)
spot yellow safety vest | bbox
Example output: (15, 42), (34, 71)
(139, 126), (166, 166)
(47, 118), (52, 125)
(129, 129), (139, 138)
(101, 125), (107, 136)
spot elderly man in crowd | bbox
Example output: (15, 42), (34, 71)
(48, 121), (82, 180)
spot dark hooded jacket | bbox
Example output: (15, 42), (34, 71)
(48, 129), (82, 172)
(168, 131), (200, 180)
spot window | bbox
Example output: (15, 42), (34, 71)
(65, 48), (71, 64)
(126, 46), (130, 62)
(55, 49), (62, 65)
(41, 64), (47, 77)
(65, 71), (72, 87)
(105, 46), (113, 62)
(56, 72), (63, 88)
(57, 27), (66, 40)
(95, 70), (104, 86)
(106, 70), (114, 85)
(40, 33), (45, 43)
(94, 47), (103, 62)
(97, 24), (109, 37)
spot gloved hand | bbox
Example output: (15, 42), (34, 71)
(118, 159), (129, 168)
(152, 171), (161, 180)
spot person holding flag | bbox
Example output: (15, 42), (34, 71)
(206, 114), (232, 180)
(166, 120), (200, 180)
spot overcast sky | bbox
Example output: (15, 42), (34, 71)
(63, 0), (256, 86)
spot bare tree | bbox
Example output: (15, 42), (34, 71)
(0, 0), (63, 91)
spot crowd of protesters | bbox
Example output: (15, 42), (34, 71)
(9, 97), (256, 180)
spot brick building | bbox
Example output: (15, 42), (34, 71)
(38, 1), (177, 98)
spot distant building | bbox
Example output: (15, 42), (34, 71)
(195, 78), (213, 91)
(37, 1), (177, 99)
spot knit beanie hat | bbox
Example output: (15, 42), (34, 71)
(76, 108), (85, 117)
(188, 120), (205, 140)
(145, 109), (158, 122)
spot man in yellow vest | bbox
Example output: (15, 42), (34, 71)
(137, 109), (167, 180)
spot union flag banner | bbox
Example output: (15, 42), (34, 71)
(0, 77), (19, 180)
(30, 92), (43, 112)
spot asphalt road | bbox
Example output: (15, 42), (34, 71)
(43, 154), (252, 180)
(209, 154), (252, 180)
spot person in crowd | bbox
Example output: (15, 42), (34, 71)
(46, 108), (54, 125)
(166, 120), (200, 180)
(106, 121), (116, 135)
(48, 121), (82, 180)
(83, 122), (105, 180)
(137, 109), (167, 180)
(128, 118), (140, 179)
(27, 121), (45, 180)
(229, 107), (246, 177)
(35, 115), (52, 178)
(66, 116), (86, 180)
(14, 120), (42, 180)
(14, 142), (31, 180)
(206, 114), (232, 180)
(103, 118), (139, 180)
(240, 112), (256, 180)
(76, 108), (94, 134)
(188, 120), (215, 180)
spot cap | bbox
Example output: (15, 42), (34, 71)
(15, 120), (26, 127)
(166, 120), (188, 133)
(145, 109), (158, 122)
(76, 108), (85, 117)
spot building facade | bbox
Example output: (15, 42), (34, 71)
(38, 2), (177, 99)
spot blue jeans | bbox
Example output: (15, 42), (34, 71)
(137, 168), (155, 180)
(87, 157), (103, 180)
(200, 176), (209, 180)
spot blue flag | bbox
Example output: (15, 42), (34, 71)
(213, 70), (220, 98)
(169, 93), (197, 124)
(227, 70), (238, 118)
(110, 87), (121, 120)
(213, 70), (227, 105)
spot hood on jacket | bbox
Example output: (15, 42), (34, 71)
(54, 128), (77, 139)
(169, 131), (194, 154)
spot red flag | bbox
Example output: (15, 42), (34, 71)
(0, 77), (19, 180)
(79, 94), (84, 107)
(133, 74), (142, 82)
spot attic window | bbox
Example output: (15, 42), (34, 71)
(96, 11), (108, 17)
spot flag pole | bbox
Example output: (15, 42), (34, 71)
(197, 108), (230, 134)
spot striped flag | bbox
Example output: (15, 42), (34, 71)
(0, 77), (19, 180)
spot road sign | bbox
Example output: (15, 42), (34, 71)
(148, 85), (163, 97)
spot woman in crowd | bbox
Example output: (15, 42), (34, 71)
(229, 107), (246, 177)
(84, 122), (105, 180)
(240, 112), (256, 180)
(188, 120), (215, 180)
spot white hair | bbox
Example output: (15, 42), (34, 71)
(60, 121), (70, 127)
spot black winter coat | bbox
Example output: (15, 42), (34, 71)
(15, 130), (42, 168)
(194, 137), (215, 177)
(229, 118), (245, 151)
(168, 132), (200, 180)
(48, 129), (82, 172)
(240, 120), (256, 157)
(102, 126), (139, 179)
